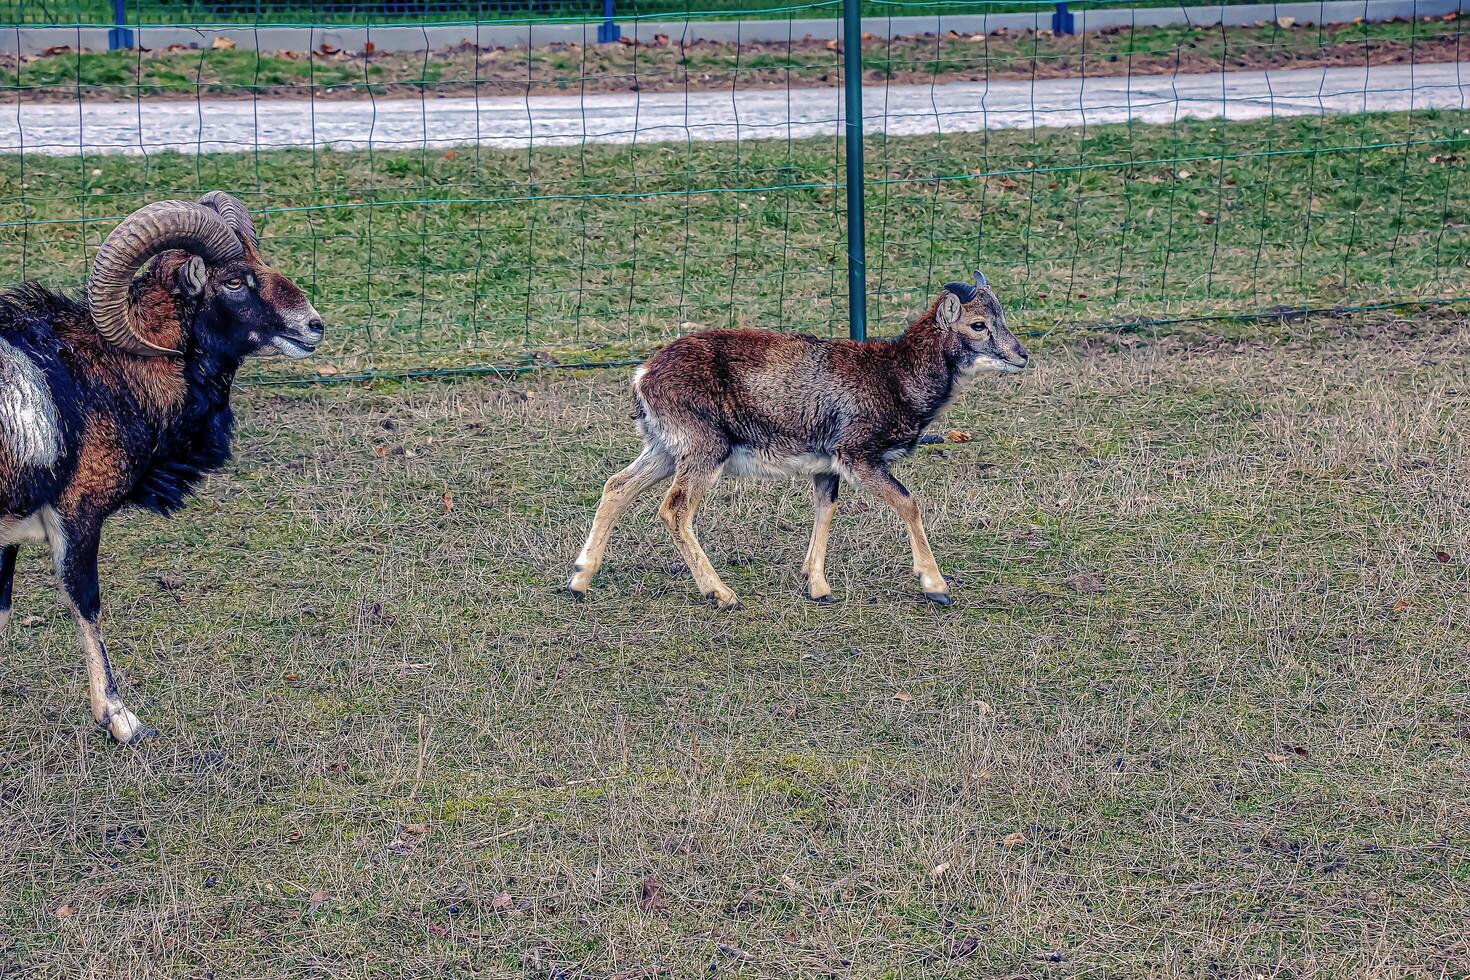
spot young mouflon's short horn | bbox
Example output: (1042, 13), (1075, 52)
(943, 281), (977, 303)
(973, 269), (989, 289)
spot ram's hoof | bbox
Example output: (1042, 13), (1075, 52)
(101, 708), (159, 745)
(923, 592), (953, 606)
(809, 593), (836, 605)
(566, 585), (587, 602)
(127, 725), (162, 745)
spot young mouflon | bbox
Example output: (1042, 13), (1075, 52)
(568, 270), (1028, 609)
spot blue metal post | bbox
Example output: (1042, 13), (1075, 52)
(1052, 1), (1075, 35)
(842, 0), (867, 342)
(108, 0), (134, 50)
(597, 0), (621, 43)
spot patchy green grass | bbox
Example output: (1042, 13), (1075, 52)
(0, 0), (1377, 28)
(0, 109), (1466, 379)
(2, 16), (1464, 100)
(0, 310), (1466, 977)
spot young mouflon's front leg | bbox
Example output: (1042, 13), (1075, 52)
(847, 462), (951, 605)
(47, 516), (157, 744)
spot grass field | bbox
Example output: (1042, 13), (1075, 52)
(3, 16), (1463, 100)
(0, 307), (1466, 977)
(0, 0), (1306, 28)
(1, 108), (1467, 380)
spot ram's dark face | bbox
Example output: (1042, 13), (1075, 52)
(174, 250), (324, 360)
(935, 275), (1029, 375)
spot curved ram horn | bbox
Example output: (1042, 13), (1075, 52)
(943, 281), (977, 303)
(88, 200), (244, 357)
(196, 190), (259, 248)
(973, 269), (989, 289)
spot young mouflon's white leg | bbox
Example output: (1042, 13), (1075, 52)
(848, 464), (950, 605)
(658, 465), (740, 611)
(801, 474), (840, 602)
(569, 447), (674, 596)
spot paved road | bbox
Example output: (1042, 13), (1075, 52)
(4, 60), (1466, 156)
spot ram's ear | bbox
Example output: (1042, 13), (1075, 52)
(937, 291), (963, 327)
(159, 252), (208, 299)
(178, 256), (207, 298)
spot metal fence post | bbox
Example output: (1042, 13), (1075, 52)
(1052, 1), (1075, 35)
(597, 0), (621, 43)
(108, 0), (134, 50)
(842, 0), (867, 342)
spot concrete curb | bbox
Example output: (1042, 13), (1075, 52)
(1, 0), (1464, 54)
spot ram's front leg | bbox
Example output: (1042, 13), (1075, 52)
(46, 516), (157, 744)
(0, 545), (16, 632)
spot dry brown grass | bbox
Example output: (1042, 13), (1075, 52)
(1, 311), (1467, 977)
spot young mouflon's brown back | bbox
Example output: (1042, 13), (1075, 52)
(568, 270), (1028, 609)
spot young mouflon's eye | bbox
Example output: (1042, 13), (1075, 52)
(223, 277), (244, 290)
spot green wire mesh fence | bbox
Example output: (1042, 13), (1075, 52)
(0, 0), (1466, 383)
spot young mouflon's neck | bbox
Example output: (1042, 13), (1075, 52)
(891, 309), (967, 422)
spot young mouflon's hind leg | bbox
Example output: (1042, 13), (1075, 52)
(847, 462), (951, 605)
(45, 514), (157, 744)
(569, 446), (674, 597)
(800, 474), (840, 603)
(658, 463), (740, 611)
(0, 545), (16, 632)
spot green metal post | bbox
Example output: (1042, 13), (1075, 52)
(842, 0), (867, 341)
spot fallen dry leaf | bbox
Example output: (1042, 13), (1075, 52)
(637, 875), (665, 913)
(1065, 571), (1105, 594)
(930, 862), (951, 879)
(210, 36), (236, 50)
(489, 891), (514, 912)
(440, 492), (453, 514)
(307, 890), (328, 914)
(20, 615), (45, 627)
(1434, 550), (1451, 563)
(892, 691), (914, 703)
(1264, 752), (1294, 763)
(403, 823), (430, 835)
(1276, 15), (1296, 27)
(54, 904), (73, 920)
(1002, 831), (1027, 848)
(944, 430), (973, 443)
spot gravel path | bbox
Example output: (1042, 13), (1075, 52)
(4, 60), (1465, 156)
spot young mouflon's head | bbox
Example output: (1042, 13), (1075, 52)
(934, 270), (1028, 375)
(87, 192), (324, 361)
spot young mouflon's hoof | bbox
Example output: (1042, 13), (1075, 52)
(923, 591), (953, 606)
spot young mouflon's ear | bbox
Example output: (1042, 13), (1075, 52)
(937, 291), (963, 327)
